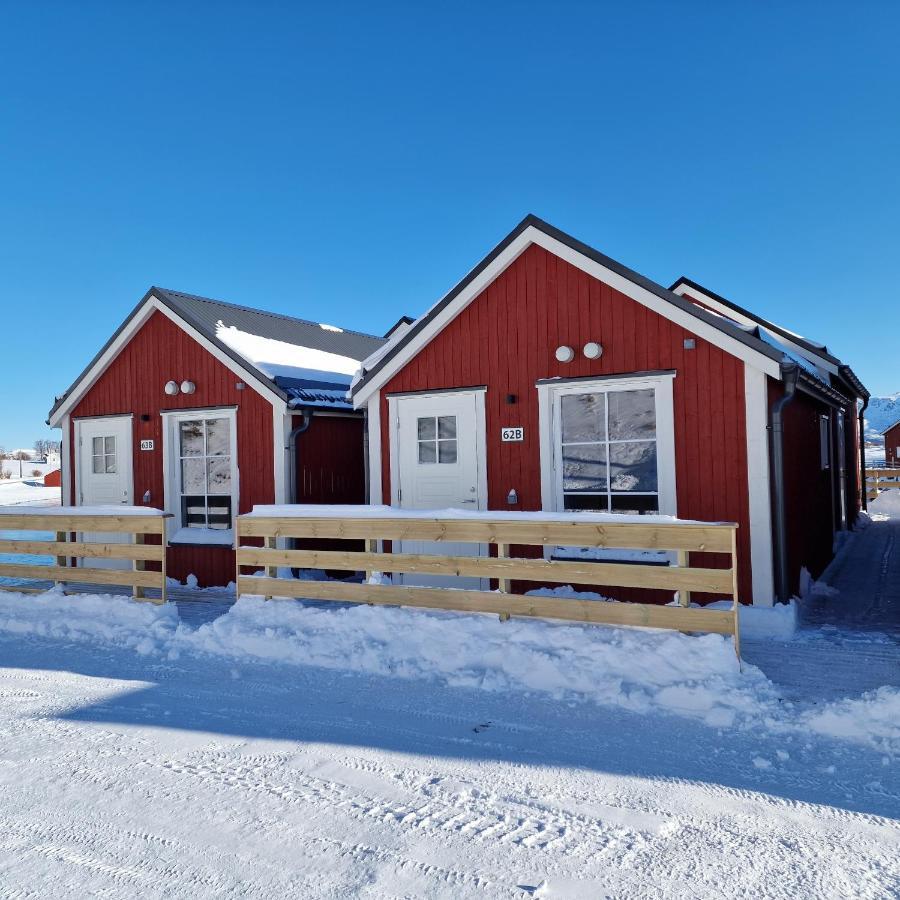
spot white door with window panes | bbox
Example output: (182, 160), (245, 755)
(393, 391), (486, 588)
(75, 416), (133, 570)
(165, 410), (238, 544)
(545, 374), (677, 559)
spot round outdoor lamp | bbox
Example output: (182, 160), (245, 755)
(555, 345), (575, 363)
(164, 380), (179, 396)
(180, 380), (196, 395)
(583, 341), (603, 360)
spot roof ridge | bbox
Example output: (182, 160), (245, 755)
(154, 286), (383, 342)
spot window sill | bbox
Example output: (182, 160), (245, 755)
(168, 527), (235, 548)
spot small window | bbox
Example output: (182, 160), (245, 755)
(819, 415), (831, 470)
(417, 415), (457, 464)
(178, 418), (234, 529)
(91, 435), (116, 474)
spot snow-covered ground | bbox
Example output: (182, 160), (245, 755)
(0, 478), (61, 508)
(0, 587), (898, 897)
(1, 485), (898, 895)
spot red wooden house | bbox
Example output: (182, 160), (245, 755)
(47, 288), (385, 586)
(883, 420), (900, 466)
(351, 216), (869, 605)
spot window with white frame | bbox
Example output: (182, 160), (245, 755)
(417, 415), (458, 464)
(559, 388), (659, 513)
(544, 375), (676, 517)
(91, 435), (117, 474)
(170, 413), (236, 535)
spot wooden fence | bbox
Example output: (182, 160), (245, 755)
(0, 511), (169, 602)
(866, 467), (900, 501)
(236, 509), (741, 656)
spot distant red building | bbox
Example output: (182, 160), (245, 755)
(883, 420), (900, 466)
(43, 469), (61, 488)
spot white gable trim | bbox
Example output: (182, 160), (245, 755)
(743, 365), (775, 606)
(673, 282), (840, 377)
(48, 295), (286, 427)
(353, 225), (781, 408)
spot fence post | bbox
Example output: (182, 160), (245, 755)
(497, 543), (511, 621)
(132, 533), (145, 601)
(730, 528), (741, 666)
(676, 550), (691, 607)
(159, 520), (168, 605)
(264, 536), (277, 600)
(55, 531), (67, 591)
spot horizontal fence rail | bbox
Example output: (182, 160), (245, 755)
(866, 467), (900, 501)
(237, 509), (741, 656)
(0, 510), (170, 603)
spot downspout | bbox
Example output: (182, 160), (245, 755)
(859, 396), (869, 511)
(770, 361), (800, 603)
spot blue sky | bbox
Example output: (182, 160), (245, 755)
(1, 2), (898, 449)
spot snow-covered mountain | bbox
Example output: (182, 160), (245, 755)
(865, 394), (900, 442)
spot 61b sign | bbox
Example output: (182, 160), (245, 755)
(501, 426), (524, 442)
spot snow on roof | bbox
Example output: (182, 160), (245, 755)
(700, 307), (830, 385)
(244, 503), (735, 527)
(281, 385), (352, 411)
(215, 321), (362, 383)
(4, 505), (167, 516)
(756, 327), (829, 385)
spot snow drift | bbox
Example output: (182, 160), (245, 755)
(0, 589), (896, 752)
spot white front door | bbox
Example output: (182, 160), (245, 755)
(76, 416), (133, 569)
(394, 391), (485, 587)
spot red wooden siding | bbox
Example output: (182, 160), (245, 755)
(291, 413), (367, 559)
(379, 243), (753, 603)
(292, 414), (366, 504)
(68, 310), (275, 586)
(885, 423), (900, 467)
(43, 469), (61, 488)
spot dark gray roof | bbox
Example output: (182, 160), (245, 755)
(155, 288), (386, 363)
(352, 215), (868, 402)
(48, 287), (384, 421)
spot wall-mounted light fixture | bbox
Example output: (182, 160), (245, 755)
(555, 345), (575, 363)
(164, 380), (179, 396)
(180, 380), (196, 395)
(583, 342), (603, 360)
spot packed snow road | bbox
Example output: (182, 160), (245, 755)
(0, 607), (897, 898)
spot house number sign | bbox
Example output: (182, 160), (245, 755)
(501, 427), (524, 442)
(140, 440), (155, 451)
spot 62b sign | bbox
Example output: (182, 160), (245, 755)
(501, 427), (524, 442)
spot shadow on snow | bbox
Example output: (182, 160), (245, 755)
(1, 631), (898, 822)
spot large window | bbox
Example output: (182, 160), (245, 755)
(541, 375), (676, 518)
(177, 417), (234, 531)
(559, 388), (659, 513)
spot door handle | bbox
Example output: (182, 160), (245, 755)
(460, 498), (477, 504)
